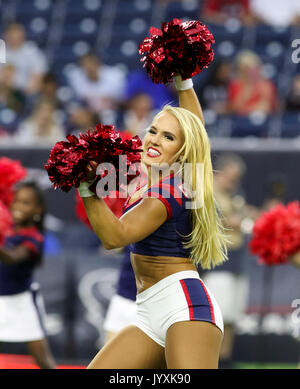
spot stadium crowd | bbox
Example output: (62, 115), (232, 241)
(0, 0), (300, 143)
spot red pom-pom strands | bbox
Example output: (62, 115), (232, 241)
(139, 18), (215, 84)
(0, 157), (27, 207)
(249, 201), (300, 266)
(44, 124), (143, 196)
(0, 200), (13, 246)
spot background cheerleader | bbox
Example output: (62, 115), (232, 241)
(0, 181), (56, 369)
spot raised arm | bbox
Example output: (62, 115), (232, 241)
(175, 76), (205, 125)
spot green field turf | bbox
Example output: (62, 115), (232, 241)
(235, 362), (298, 369)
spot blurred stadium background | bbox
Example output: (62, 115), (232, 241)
(0, 0), (299, 368)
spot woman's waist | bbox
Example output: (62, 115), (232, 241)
(131, 236), (191, 258)
(130, 252), (197, 294)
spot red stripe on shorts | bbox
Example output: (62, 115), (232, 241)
(180, 280), (194, 320)
(199, 279), (215, 324)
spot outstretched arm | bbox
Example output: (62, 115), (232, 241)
(175, 76), (205, 125)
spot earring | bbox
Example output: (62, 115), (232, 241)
(33, 214), (41, 222)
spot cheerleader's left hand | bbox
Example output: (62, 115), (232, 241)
(290, 251), (300, 268)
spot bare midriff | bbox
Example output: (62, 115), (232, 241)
(130, 253), (197, 294)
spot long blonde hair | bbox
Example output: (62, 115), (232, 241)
(158, 105), (228, 269)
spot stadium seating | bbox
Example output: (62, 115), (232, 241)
(230, 114), (271, 138)
(280, 112), (300, 138)
(0, 0), (299, 138)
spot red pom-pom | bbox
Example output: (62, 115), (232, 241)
(44, 124), (143, 194)
(0, 157), (27, 207)
(249, 201), (300, 266)
(139, 18), (215, 84)
(0, 200), (13, 246)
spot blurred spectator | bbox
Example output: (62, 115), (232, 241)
(39, 73), (64, 109)
(4, 22), (48, 95)
(28, 72), (68, 113)
(285, 74), (300, 112)
(202, 153), (255, 368)
(123, 70), (175, 110)
(250, 0), (300, 27)
(227, 50), (278, 116)
(0, 64), (26, 114)
(14, 100), (64, 145)
(67, 53), (125, 123)
(122, 93), (156, 139)
(202, 0), (253, 25)
(199, 60), (232, 114)
(67, 104), (100, 136)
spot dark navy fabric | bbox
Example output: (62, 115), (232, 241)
(122, 174), (193, 258)
(0, 227), (44, 296)
(180, 278), (215, 324)
(116, 245), (137, 301)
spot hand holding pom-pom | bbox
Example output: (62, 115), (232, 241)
(139, 18), (215, 84)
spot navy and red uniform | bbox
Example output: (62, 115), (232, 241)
(122, 173), (223, 346)
(0, 226), (43, 296)
(0, 226), (47, 342)
(122, 173), (193, 258)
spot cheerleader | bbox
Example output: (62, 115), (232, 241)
(0, 181), (56, 369)
(79, 76), (228, 369)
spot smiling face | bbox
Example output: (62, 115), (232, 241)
(142, 111), (185, 169)
(11, 187), (42, 228)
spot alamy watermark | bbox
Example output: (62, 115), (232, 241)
(291, 39), (300, 64)
(0, 39), (6, 63)
(94, 156), (205, 210)
(291, 299), (300, 338)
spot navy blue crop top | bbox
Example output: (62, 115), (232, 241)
(122, 173), (193, 258)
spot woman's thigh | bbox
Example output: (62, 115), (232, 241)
(165, 321), (223, 369)
(87, 325), (166, 369)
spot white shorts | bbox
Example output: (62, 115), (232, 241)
(202, 271), (249, 324)
(103, 294), (137, 333)
(135, 270), (224, 348)
(0, 284), (47, 342)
